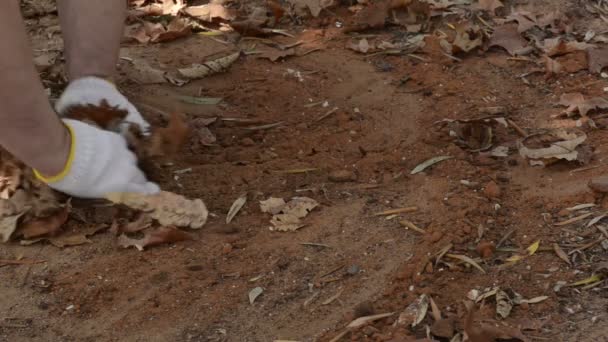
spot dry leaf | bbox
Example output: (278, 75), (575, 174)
(249, 286), (264, 304)
(553, 243), (571, 265)
(130, 0), (185, 16)
(197, 127), (217, 146)
(588, 46), (608, 74)
(559, 93), (608, 117)
(518, 129), (587, 163)
(452, 23), (483, 53)
(118, 226), (194, 251)
(184, 4), (236, 21)
(496, 290), (513, 319)
(396, 294), (429, 327)
(226, 193), (247, 223)
(177, 52), (240, 80)
(0, 213), (24, 243)
(260, 197), (286, 215)
(475, 0), (503, 13)
(544, 55), (563, 75)
(347, 312), (394, 329)
(429, 296), (442, 321)
(541, 38), (594, 57)
(19, 207), (69, 239)
(125, 17), (191, 44)
(257, 48), (296, 62)
(348, 38), (373, 53)
(105, 191), (208, 229)
(48, 234), (91, 248)
(146, 112), (191, 157)
(465, 304), (529, 342)
(505, 10), (537, 33)
(526, 240), (540, 255)
(344, 1), (390, 32)
(267, 197), (318, 232)
(287, 0), (334, 17)
(489, 24), (529, 56)
(411, 156), (453, 174)
(446, 254), (486, 273)
(431, 318), (455, 338)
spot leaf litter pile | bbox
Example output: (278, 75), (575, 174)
(6, 0), (608, 341)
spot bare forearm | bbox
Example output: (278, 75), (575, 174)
(58, 0), (126, 80)
(0, 0), (69, 175)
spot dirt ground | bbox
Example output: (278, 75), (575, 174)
(1, 0), (607, 341)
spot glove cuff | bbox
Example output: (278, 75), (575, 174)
(33, 122), (77, 183)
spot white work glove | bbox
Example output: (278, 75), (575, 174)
(34, 119), (159, 199)
(55, 76), (151, 134)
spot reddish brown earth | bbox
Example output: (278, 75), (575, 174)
(1, 1), (607, 341)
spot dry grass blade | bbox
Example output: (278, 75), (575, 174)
(567, 237), (605, 255)
(243, 122), (284, 131)
(226, 193), (247, 224)
(429, 296), (442, 321)
(434, 243), (453, 266)
(445, 254), (486, 273)
(346, 312), (395, 329)
(554, 212), (593, 226)
(373, 206), (418, 216)
(322, 288), (344, 305)
(553, 243), (571, 265)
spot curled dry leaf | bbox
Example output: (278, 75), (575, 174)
(518, 129), (588, 164)
(559, 93), (608, 117)
(496, 290), (513, 319)
(184, 4), (236, 21)
(105, 191), (208, 229)
(262, 197), (318, 231)
(226, 193), (247, 224)
(505, 10), (537, 33)
(145, 112), (191, 157)
(396, 294), (429, 327)
(411, 156), (453, 174)
(177, 52), (240, 80)
(248, 286), (264, 304)
(118, 226), (194, 251)
(489, 24), (529, 56)
(540, 38), (594, 57)
(260, 197), (286, 215)
(451, 22), (483, 54)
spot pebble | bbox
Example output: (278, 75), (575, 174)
(328, 169), (357, 182)
(347, 264), (361, 275)
(241, 137), (255, 146)
(476, 241), (495, 259)
(483, 181), (501, 198)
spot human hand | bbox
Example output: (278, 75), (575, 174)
(34, 119), (159, 198)
(55, 76), (150, 133)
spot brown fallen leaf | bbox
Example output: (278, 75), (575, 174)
(184, 4), (236, 21)
(146, 112), (191, 157)
(18, 207), (69, 239)
(111, 214), (152, 235)
(518, 129), (588, 164)
(267, 0), (285, 21)
(343, 1), (390, 32)
(430, 317), (455, 338)
(177, 52), (240, 80)
(475, 0), (503, 13)
(588, 46), (608, 74)
(554, 51), (588, 73)
(125, 17), (191, 44)
(105, 191), (208, 229)
(544, 55), (562, 75)
(266, 197), (318, 232)
(196, 126), (217, 146)
(541, 38), (594, 57)
(489, 24), (529, 56)
(465, 304), (530, 342)
(129, 0), (185, 16)
(450, 22), (484, 54)
(118, 226), (194, 251)
(48, 234), (91, 248)
(505, 10), (537, 33)
(287, 0), (334, 17)
(559, 93), (608, 117)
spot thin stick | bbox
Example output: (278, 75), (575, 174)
(399, 220), (426, 234)
(507, 119), (527, 137)
(374, 206), (418, 216)
(315, 107), (339, 122)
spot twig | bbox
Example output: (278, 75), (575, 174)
(399, 220), (426, 234)
(315, 107), (339, 122)
(373, 206), (418, 216)
(567, 237), (605, 255)
(571, 164), (605, 173)
(506, 119), (527, 137)
(496, 229), (516, 248)
(300, 242), (332, 248)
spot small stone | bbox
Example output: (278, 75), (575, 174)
(476, 241), (495, 259)
(428, 231), (444, 243)
(483, 181), (501, 198)
(241, 137), (255, 146)
(222, 243), (233, 254)
(328, 169), (357, 182)
(347, 264), (361, 275)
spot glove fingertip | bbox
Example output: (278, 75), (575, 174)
(126, 182), (160, 195)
